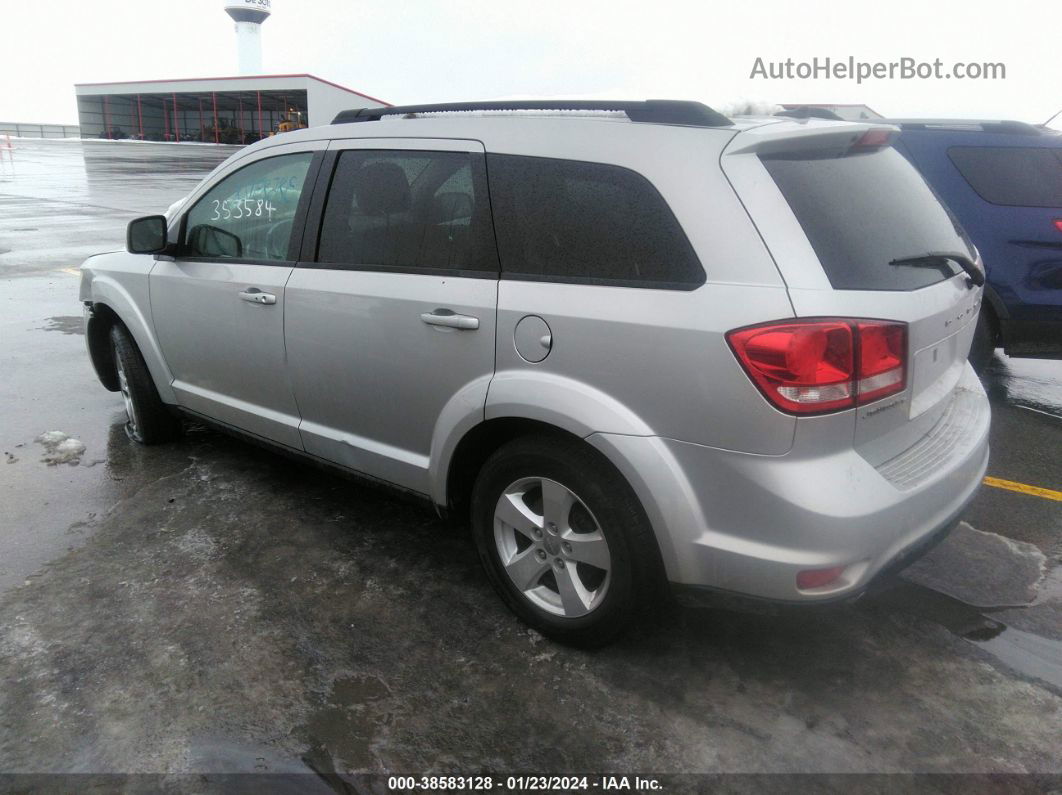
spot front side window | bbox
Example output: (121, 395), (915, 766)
(316, 150), (497, 273)
(486, 154), (705, 288)
(183, 152), (314, 261)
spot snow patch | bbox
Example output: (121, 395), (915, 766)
(902, 522), (1047, 608)
(175, 527), (219, 560)
(35, 431), (87, 466)
(717, 97), (784, 117)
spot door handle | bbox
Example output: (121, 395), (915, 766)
(420, 310), (479, 330)
(239, 289), (277, 305)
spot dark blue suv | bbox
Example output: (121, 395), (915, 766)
(886, 120), (1062, 370)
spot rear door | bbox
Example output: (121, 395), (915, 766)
(283, 139), (499, 494)
(723, 124), (985, 463)
(151, 144), (323, 448)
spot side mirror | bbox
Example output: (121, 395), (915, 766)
(127, 215), (168, 254)
(187, 224), (243, 259)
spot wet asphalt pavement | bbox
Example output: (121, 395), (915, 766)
(0, 139), (1060, 787)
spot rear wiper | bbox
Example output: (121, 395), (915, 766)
(889, 252), (985, 288)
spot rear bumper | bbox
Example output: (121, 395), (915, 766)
(671, 505), (961, 609)
(588, 365), (991, 603)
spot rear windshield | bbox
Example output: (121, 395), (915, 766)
(949, 146), (1062, 208)
(762, 146), (974, 291)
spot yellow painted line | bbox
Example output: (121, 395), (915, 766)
(59, 267), (80, 276)
(983, 476), (1062, 502)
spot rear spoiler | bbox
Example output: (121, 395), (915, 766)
(723, 120), (900, 157)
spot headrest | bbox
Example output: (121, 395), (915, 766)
(352, 162), (411, 215)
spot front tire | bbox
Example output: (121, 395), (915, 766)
(471, 435), (661, 647)
(110, 324), (180, 445)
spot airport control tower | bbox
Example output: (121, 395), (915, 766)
(224, 0), (272, 75)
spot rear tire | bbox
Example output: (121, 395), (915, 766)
(969, 307), (998, 373)
(110, 324), (180, 445)
(470, 434), (662, 647)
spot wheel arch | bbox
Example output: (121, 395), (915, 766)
(981, 283), (1008, 343)
(86, 303), (121, 391)
(87, 274), (176, 404)
(434, 371), (656, 515)
(444, 417), (583, 520)
(444, 416), (671, 596)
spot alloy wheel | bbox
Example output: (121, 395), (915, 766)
(493, 477), (612, 618)
(114, 351), (141, 437)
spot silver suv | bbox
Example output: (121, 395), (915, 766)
(81, 101), (991, 645)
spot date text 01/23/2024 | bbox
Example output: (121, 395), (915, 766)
(387, 775), (663, 791)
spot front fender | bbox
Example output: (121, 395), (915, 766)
(84, 260), (176, 405)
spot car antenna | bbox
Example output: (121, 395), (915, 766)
(1043, 108), (1062, 127)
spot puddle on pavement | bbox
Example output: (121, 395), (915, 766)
(882, 579), (1062, 690)
(38, 315), (84, 335)
(982, 355), (1062, 418)
(302, 744), (358, 794)
(303, 674), (392, 774)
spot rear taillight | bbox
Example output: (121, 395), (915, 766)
(727, 319), (907, 415)
(855, 322), (905, 403)
(1054, 219), (1062, 234)
(850, 129), (894, 150)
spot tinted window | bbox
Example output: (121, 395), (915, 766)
(317, 150), (497, 273)
(184, 153), (313, 261)
(487, 154), (704, 288)
(762, 146), (974, 291)
(949, 146), (1062, 207)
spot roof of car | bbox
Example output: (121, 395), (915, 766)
(231, 107), (887, 168)
(882, 119), (1052, 136)
(330, 100), (734, 127)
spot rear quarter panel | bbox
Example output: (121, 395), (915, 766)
(483, 124), (798, 454)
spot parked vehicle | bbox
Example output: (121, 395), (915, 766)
(887, 119), (1062, 369)
(80, 101), (990, 645)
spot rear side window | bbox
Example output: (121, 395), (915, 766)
(316, 150), (498, 274)
(487, 154), (704, 289)
(949, 146), (1062, 208)
(762, 146), (974, 291)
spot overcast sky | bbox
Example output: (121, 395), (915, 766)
(3, 0), (1060, 126)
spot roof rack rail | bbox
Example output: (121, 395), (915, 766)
(331, 100), (732, 128)
(883, 119), (1046, 136)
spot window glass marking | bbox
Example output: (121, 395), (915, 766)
(184, 153), (313, 261)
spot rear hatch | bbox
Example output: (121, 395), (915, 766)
(722, 121), (985, 464)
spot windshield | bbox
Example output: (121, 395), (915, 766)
(762, 146), (975, 291)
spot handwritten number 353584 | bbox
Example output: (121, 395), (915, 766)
(211, 199), (277, 222)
